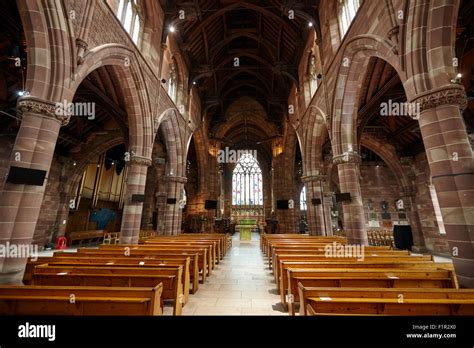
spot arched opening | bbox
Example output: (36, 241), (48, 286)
(67, 144), (127, 236)
(183, 134), (200, 233)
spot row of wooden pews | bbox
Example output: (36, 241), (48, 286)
(261, 233), (474, 316)
(0, 233), (230, 316)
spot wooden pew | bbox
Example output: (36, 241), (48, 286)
(30, 265), (184, 315)
(262, 235), (347, 256)
(163, 233), (230, 259)
(99, 245), (211, 279)
(305, 294), (474, 316)
(181, 233), (230, 258)
(270, 248), (410, 270)
(142, 232), (228, 253)
(0, 284), (163, 316)
(276, 260), (454, 296)
(53, 251), (199, 293)
(141, 241), (217, 269)
(275, 254), (434, 288)
(267, 244), (393, 264)
(78, 247), (207, 285)
(260, 233), (344, 249)
(68, 230), (105, 246)
(265, 238), (348, 258)
(284, 268), (458, 314)
(297, 284), (474, 316)
(144, 238), (222, 261)
(25, 256), (192, 304)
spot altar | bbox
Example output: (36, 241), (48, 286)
(237, 218), (257, 240)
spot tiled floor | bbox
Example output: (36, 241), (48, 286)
(170, 232), (287, 316)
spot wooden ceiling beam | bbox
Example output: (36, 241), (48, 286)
(183, 1), (298, 42)
(208, 31), (278, 63)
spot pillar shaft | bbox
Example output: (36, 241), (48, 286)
(0, 98), (68, 284)
(302, 175), (329, 236)
(413, 86), (473, 287)
(162, 176), (187, 235)
(334, 152), (368, 245)
(120, 156), (151, 244)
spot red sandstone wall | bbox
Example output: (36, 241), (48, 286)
(0, 138), (14, 193)
(32, 159), (63, 247)
(359, 164), (401, 229)
(413, 153), (450, 254)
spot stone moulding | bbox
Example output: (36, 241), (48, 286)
(17, 97), (71, 126)
(301, 174), (327, 183)
(410, 86), (467, 113)
(164, 175), (188, 184)
(128, 155), (153, 167)
(332, 151), (361, 165)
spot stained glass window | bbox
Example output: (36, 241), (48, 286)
(232, 153), (263, 206)
(300, 186), (307, 211)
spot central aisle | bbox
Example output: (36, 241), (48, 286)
(181, 232), (286, 315)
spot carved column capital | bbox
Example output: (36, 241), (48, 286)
(128, 155), (152, 167)
(332, 151), (361, 165)
(410, 85), (467, 113)
(76, 38), (88, 65)
(301, 174), (327, 183)
(164, 175), (188, 184)
(76, 38), (88, 51)
(17, 97), (71, 126)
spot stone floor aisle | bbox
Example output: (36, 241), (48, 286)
(179, 232), (287, 315)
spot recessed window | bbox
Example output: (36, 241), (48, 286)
(338, 0), (360, 38)
(115, 0), (142, 45)
(428, 184), (446, 235)
(300, 186), (307, 211)
(168, 58), (178, 102)
(308, 55), (318, 98)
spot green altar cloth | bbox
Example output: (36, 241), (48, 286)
(238, 219), (256, 241)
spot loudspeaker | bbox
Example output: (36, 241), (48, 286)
(276, 200), (289, 209)
(167, 198), (177, 204)
(335, 192), (351, 202)
(311, 198), (322, 205)
(204, 200), (217, 210)
(393, 225), (413, 250)
(6, 166), (47, 186)
(131, 194), (145, 202)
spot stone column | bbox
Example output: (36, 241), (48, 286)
(412, 86), (473, 288)
(0, 97), (69, 284)
(155, 192), (167, 234)
(333, 152), (368, 245)
(162, 175), (187, 235)
(402, 190), (427, 252)
(119, 155), (152, 244)
(302, 174), (328, 235)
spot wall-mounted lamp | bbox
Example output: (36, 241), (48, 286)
(450, 73), (462, 84)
